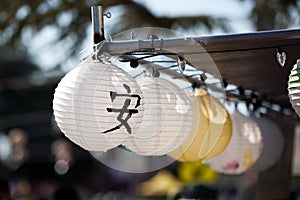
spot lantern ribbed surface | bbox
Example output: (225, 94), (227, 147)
(168, 90), (232, 162)
(288, 59), (300, 117)
(53, 59), (144, 151)
(205, 112), (262, 175)
(124, 77), (194, 156)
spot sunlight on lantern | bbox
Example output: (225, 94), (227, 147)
(124, 77), (194, 156)
(242, 123), (262, 144)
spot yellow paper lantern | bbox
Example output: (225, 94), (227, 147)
(53, 58), (144, 151)
(205, 111), (262, 175)
(124, 77), (194, 156)
(168, 90), (232, 162)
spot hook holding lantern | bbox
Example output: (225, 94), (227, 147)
(177, 54), (186, 73)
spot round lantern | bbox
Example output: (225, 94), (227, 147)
(124, 77), (194, 156)
(168, 90), (232, 162)
(248, 115), (284, 172)
(205, 111), (262, 175)
(53, 58), (144, 151)
(288, 59), (300, 117)
(292, 124), (300, 176)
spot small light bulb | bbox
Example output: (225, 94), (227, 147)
(177, 55), (186, 73)
(276, 47), (286, 67)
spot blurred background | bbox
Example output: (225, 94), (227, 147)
(1, 0), (300, 199)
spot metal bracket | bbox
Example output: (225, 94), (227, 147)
(91, 6), (111, 44)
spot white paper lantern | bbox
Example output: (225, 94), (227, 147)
(205, 111), (263, 175)
(124, 77), (194, 156)
(53, 58), (144, 151)
(288, 59), (300, 117)
(248, 115), (284, 172)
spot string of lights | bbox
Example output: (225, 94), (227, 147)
(111, 49), (298, 119)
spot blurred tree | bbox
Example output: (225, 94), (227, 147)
(240, 0), (300, 30)
(0, 48), (37, 79)
(0, 0), (231, 70)
(1, 0), (299, 69)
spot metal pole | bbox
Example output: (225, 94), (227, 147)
(91, 6), (105, 44)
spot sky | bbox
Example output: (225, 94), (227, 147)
(140, 0), (250, 16)
(138, 0), (254, 34)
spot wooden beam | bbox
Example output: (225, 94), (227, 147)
(255, 114), (296, 199)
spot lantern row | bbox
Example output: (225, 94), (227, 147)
(53, 57), (285, 174)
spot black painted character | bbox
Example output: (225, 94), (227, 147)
(103, 84), (141, 134)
